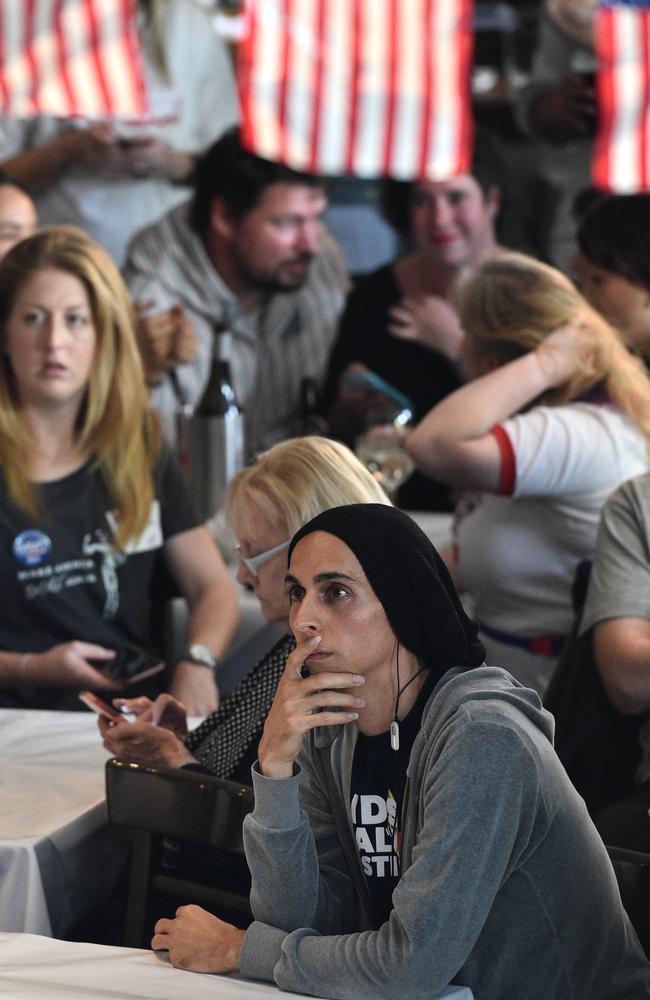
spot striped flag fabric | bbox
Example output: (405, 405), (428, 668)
(592, 0), (650, 191)
(237, 0), (474, 180)
(0, 0), (148, 119)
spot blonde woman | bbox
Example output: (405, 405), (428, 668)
(101, 435), (390, 784)
(406, 252), (650, 694)
(0, 226), (238, 713)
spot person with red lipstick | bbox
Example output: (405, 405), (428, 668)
(0, 225), (239, 714)
(152, 504), (650, 999)
(321, 135), (504, 511)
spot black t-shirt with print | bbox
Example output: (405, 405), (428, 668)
(350, 669), (436, 925)
(0, 446), (197, 705)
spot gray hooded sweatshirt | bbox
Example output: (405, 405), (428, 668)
(240, 665), (650, 999)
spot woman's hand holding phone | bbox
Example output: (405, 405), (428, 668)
(98, 713), (196, 768)
(112, 693), (189, 739)
(257, 634), (366, 779)
(22, 641), (119, 690)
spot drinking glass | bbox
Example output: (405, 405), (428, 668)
(355, 406), (414, 499)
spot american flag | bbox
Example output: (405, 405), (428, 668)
(592, 0), (650, 191)
(237, 0), (474, 180)
(0, 0), (148, 119)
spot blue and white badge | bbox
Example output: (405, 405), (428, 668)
(13, 529), (52, 567)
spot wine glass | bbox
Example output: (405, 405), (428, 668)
(355, 406), (414, 499)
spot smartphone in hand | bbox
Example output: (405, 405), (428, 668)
(93, 648), (165, 686)
(78, 690), (123, 721)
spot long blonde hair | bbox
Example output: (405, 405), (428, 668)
(0, 226), (160, 548)
(225, 436), (391, 536)
(457, 251), (650, 441)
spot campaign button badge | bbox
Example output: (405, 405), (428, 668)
(13, 530), (52, 567)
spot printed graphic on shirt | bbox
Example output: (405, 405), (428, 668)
(82, 530), (127, 618)
(351, 790), (401, 879)
(105, 500), (163, 554)
(12, 529), (52, 567)
(13, 501), (161, 619)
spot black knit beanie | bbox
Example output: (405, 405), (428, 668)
(288, 504), (485, 678)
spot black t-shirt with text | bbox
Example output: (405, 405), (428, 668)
(0, 447), (196, 704)
(350, 669), (436, 925)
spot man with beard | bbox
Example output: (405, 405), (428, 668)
(124, 130), (348, 455)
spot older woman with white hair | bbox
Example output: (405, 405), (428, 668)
(100, 435), (390, 782)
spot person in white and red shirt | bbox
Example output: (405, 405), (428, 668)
(406, 252), (650, 695)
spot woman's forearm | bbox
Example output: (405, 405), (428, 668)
(405, 351), (550, 489)
(2, 132), (81, 189)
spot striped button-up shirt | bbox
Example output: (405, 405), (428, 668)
(123, 201), (349, 456)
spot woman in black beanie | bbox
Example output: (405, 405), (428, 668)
(154, 505), (649, 999)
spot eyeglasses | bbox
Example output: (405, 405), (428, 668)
(236, 539), (290, 575)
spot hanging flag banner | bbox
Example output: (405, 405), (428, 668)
(237, 0), (474, 180)
(592, 0), (650, 191)
(0, 0), (148, 119)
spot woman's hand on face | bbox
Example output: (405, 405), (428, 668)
(112, 693), (189, 738)
(535, 320), (596, 388)
(23, 642), (120, 690)
(257, 635), (366, 779)
(98, 716), (196, 768)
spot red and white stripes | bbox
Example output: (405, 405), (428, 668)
(0, 0), (147, 119)
(238, 0), (474, 180)
(593, 1), (650, 192)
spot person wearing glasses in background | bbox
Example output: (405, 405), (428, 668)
(100, 436), (390, 784)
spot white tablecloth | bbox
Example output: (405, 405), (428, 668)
(0, 710), (118, 937)
(0, 934), (474, 1000)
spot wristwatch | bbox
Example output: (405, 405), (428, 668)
(183, 643), (218, 671)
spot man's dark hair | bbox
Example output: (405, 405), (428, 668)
(379, 130), (503, 236)
(577, 194), (650, 292)
(189, 129), (327, 235)
(0, 170), (31, 197)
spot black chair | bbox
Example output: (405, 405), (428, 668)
(607, 845), (650, 955)
(105, 757), (254, 948)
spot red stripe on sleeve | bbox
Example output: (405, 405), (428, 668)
(491, 424), (516, 495)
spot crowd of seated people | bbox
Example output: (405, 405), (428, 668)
(2, 3), (650, 988)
